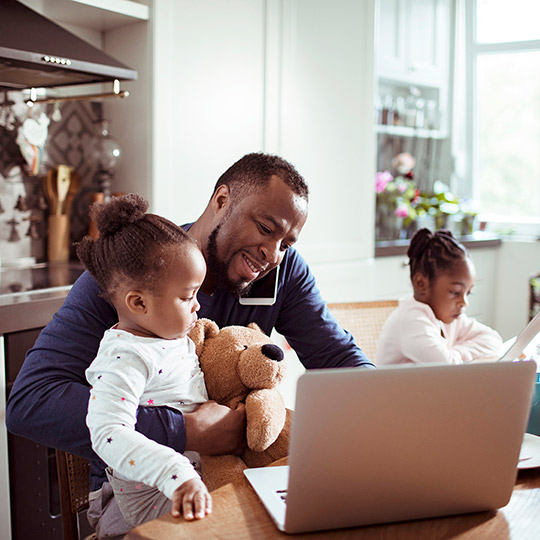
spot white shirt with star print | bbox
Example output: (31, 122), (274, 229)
(86, 327), (208, 499)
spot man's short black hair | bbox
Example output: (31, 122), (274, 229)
(212, 152), (309, 201)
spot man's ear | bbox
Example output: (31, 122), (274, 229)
(211, 184), (231, 215)
(125, 291), (146, 314)
(412, 272), (429, 299)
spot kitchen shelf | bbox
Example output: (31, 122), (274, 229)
(21, 0), (149, 32)
(375, 124), (446, 140)
(72, 0), (149, 20)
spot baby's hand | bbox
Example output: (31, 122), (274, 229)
(171, 477), (212, 520)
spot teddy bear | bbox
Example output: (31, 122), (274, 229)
(189, 318), (292, 491)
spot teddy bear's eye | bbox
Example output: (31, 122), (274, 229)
(243, 345), (248, 350)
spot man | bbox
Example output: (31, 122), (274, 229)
(6, 152), (374, 537)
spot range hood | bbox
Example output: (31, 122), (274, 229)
(0, 0), (137, 90)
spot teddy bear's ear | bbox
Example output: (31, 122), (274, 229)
(247, 321), (264, 334)
(189, 318), (220, 357)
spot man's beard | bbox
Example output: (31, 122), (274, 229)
(206, 225), (253, 298)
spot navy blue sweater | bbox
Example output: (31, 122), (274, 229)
(6, 246), (373, 489)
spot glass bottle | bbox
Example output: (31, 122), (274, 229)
(404, 94), (416, 127)
(381, 95), (394, 126)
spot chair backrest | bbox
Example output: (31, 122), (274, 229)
(327, 300), (399, 361)
(530, 272), (540, 321)
(56, 449), (91, 540)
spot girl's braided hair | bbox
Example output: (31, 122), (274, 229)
(407, 228), (468, 281)
(76, 193), (195, 302)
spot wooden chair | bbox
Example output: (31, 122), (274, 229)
(530, 272), (540, 321)
(327, 300), (399, 360)
(56, 449), (91, 540)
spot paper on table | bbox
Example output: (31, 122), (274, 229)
(518, 433), (540, 469)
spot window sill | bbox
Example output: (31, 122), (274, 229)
(375, 231), (502, 258)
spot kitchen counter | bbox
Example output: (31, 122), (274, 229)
(0, 262), (85, 334)
(0, 288), (73, 334)
(0, 261), (85, 540)
(375, 231), (502, 257)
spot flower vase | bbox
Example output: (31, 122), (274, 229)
(376, 202), (402, 241)
(460, 215), (476, 236)
(405, 220), (418, 239)
(434, 214), (448, 230)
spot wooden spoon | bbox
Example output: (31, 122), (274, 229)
(62, 170), (80, 216)
(43, 169), (57, 213)
(55, 164), (73, 216)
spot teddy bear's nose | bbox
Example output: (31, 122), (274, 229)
(261, 343), (284, 362)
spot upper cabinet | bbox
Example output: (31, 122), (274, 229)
(375, 0), (454, 142)
(377, 0), (451, 88)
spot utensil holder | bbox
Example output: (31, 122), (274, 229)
(48, 215), (70, 262)
(88, 192), (105, 238)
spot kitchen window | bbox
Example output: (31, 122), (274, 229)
(455, 0), (540, 234)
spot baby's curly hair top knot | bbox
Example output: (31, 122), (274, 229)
(76, 193), (196, 302)
(92, 193), (149, 237)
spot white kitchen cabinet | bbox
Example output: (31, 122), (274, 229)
(375, 0), (453, 186)
(277, 0), (376, 266)
(377, 0), (451, 88)
(373, 255), (412, 300)
(149, 0), (377, 268)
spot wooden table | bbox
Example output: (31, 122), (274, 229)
(126, 459), (540, 540)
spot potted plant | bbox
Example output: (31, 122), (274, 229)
(375, 153), (420, 241)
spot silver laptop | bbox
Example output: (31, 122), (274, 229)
(244, 361), (536, 534)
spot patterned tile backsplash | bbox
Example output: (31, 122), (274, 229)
(0, 91), (103, 265)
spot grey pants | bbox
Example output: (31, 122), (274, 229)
(106, 468), (173, 528)
(87, 473), (171, 540)
(87, 481), (131, 540)
(87, 452), (202, 538)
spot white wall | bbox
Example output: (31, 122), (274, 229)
(494, 240), (540, 341)
(104, 21), (151, 198)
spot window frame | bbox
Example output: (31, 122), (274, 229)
(464, 0), (540, 234)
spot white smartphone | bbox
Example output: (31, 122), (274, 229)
(239, 266), (279, 306)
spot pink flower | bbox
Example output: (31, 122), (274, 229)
(375, 170), (393, 193)
(395, 204), (409, 218)
(392, 152), (415, 175)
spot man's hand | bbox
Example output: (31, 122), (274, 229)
(184, 400), (246, 455)
(171, 477), (212, 520)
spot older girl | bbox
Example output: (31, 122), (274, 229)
(376, 228), (503, 365)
